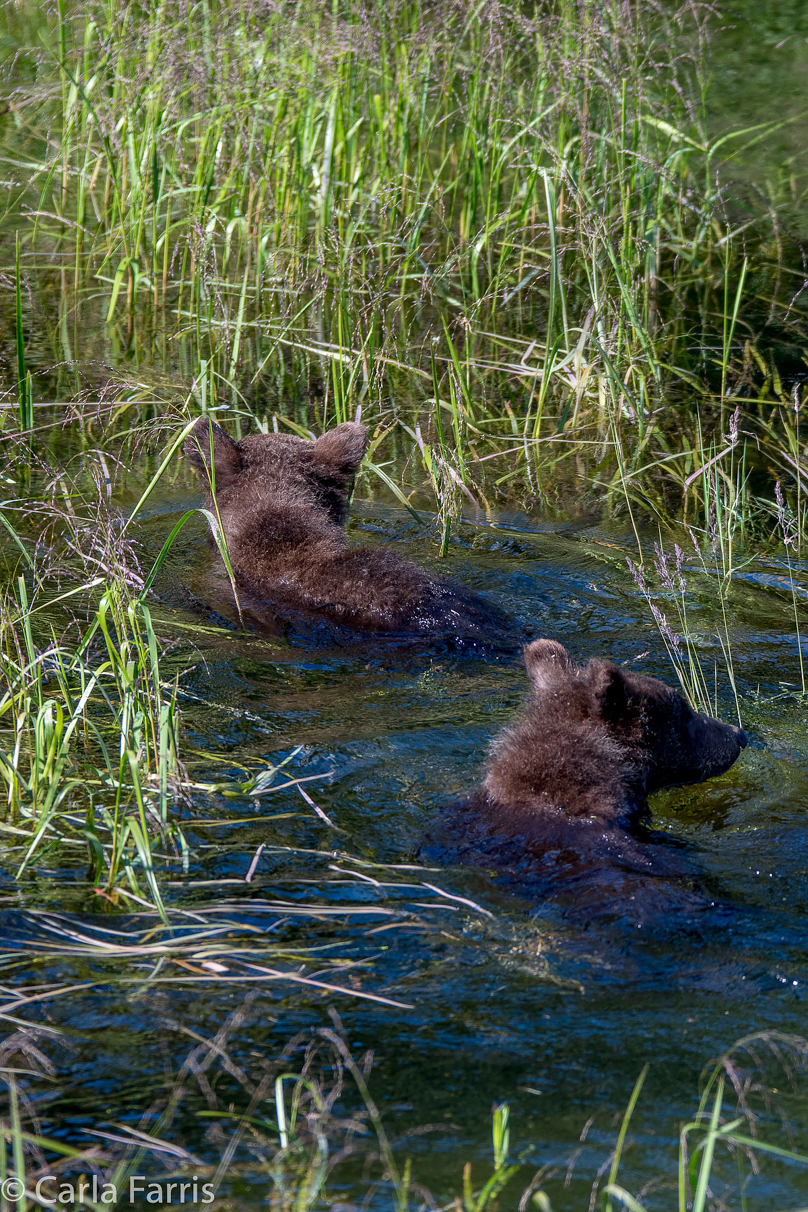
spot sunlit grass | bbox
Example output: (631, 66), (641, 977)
(0, 0), (805, 536)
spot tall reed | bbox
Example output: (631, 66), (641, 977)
(2, 0), (804, 545)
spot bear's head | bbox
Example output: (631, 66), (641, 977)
(521, 638), (747, 793)
(439, 638), (749, 922)
(184, 418), (369, 527)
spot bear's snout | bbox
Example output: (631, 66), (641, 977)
(690, 713), (747, 780)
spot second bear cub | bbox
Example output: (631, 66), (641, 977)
(431, 639), (747, 921)
(185, 418), (508, 639)
(481, 638), (747, 830)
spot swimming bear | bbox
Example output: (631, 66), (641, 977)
(184, 417), (510, 641)
(426, 639), (748, 925)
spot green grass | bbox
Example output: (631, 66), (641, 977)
(1, 1020), (807, 1210)
(0, 575), (181, 919)
(0, 0), (805, 530)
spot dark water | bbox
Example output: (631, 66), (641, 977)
(7, 479), (808, 1207)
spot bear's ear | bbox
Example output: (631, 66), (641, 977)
(312, 422), (369, 476)
(588, 660), (632, 721)
(524, 639), (576, 690)
(184, 419), (243, 490)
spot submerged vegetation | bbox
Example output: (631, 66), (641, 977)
(2, 1016), (808, 1210)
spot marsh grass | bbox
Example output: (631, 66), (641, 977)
(0, 571), (183, 917)
(0, 0), (806, 526)
(0, 847), (508, 1016)
(1, 0), (807, 598)
(179, 1024), (808, 1211)
(0, 406), (262, 912)
(1, 1014), (807, 1211)
(626, 529), (744, 723)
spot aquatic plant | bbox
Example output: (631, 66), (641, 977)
(0, 567), (183, 919)
(775, 480), (806, 695)
(2, 1014), (807, 1211)
(626, 532), (743, 725)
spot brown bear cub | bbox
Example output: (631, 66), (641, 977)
(184, 418), (509, 640)
(430, 639), (747, 923)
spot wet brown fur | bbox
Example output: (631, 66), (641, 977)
(429, 640), (747, 922)
(184, 418), (508, 638)
(481, 639), (747, 831)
